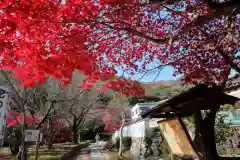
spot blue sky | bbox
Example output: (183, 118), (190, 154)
(134, 67), (176, 82)
(116, 62), (239, 83)
(116, 63), (178, 83)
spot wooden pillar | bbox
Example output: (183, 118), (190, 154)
(194, 107), (220, 160)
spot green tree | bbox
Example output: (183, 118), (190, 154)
(128, 85), (187, 106)
(182, 106), (233, 146)
(128, 96), (161, 106)
(215, 107), (233, 145)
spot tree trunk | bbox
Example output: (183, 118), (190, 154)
(34, 131), (41, 160)
(47, 118), (55, 149)
(48, 140), (53, 149)
(78, 130), (81, 142)
(72, 115), (79, 144)
(72, 129), (78, 144)
(16, 111), (28, 160)
(118, 112), (126, 157)
(194, 107), (220, 160)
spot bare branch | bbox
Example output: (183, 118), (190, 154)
(0, 70), (23, 109)
(37, 101), (56, 129)
(55, 89), (89, 102)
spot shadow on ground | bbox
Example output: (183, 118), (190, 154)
(0, 154), (13, 160)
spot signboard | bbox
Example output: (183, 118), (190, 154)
(0, 87), (8, 146)
(25, 130), (42, 142)
(158, 118), (199, 159)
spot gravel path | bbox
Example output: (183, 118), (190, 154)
(76, 141), (107, 160)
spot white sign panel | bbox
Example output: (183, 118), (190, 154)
(0, 87), (8, 142)
(25, 130), (41, 142)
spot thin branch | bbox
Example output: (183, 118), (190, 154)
(22, 87), (28, 106)
(33, 89), (42, 109)
(55, 89), (89, 102)
(76, 103), (93, 127)
(0, 0), (19, 10)
(148, 0), (180, 5)
(152, 66), (165, 83)
(1, 70), (23, 108)
(205, 0), (240, 10)
(228, 73), (240, 81)
(27, 105), (39, 114)
(69, 99), (77, 117)
(37, 100), (56, 129)
(218, 49), (240, 74)
(198, 28), (240, 75)
(99, 22), (171, 44)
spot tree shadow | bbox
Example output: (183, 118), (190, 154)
(0, 154), (13, 160)
(28, 151), (65, 156)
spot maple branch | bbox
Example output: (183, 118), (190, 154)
(32, 89), (42, 109)
(36, 100), (56, 129)
(225, 82), (240, 92)
(36, 90), (89, 129)
(0, 0), (19, 9)
(68, 103), (92, 129)
(69, 99), (78, 117)
(229, 73), (240, 81)
(55, 89), (89, 102)
(148, 0), (240, 8)
(34, 18), (172, 45)
(220, 67), (231, 89)
(98, 22), (171, 44)
(148, 1), (240, 47)
(152, 67), (165, 83)
(205, 0), (240, 10)
(0, 70), (23, 108)
(137, 64), (168, 82)
(224, 72), (240, 91)
(197, 27), (240, 75)
(62, 116), (72, 127)
(217, 49), (240, 74)
(76, 116), (84, 128)
(22, 87), (28, 106)
(147, 0), (180, 5)
(81, 102), (93, 116)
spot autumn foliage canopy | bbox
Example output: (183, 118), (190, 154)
(1, 0), (240, 95)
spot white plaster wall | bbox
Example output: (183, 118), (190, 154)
(111, 118), (162, 143)
(123, 119), (146, 137)
(149, 118), (160, 128)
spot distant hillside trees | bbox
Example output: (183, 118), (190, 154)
(128, 85), (187, 106)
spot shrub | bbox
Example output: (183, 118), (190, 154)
(7, 126), (22, 155)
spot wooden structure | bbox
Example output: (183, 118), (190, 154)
(158, 118), (199, 159)
(142, 84), (240, 160)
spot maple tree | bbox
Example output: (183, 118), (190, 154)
(102, 108), (121, 133)
(58, 88), (100, 143)
(7, 111), (38, 128)
(1, 0), (240, 96)
(1, 1), (240, 158)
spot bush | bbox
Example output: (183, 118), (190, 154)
(7, 127), (22, 155)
